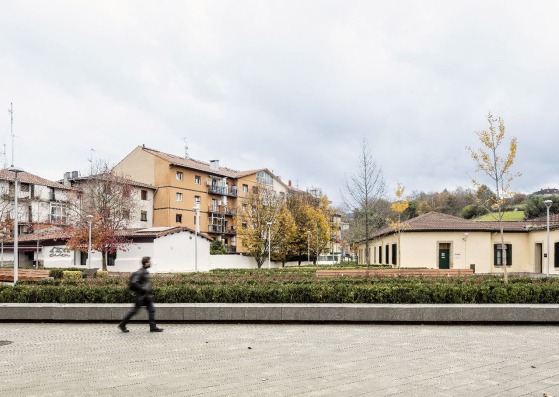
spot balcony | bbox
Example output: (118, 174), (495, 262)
(207, 205), (237, 216)
(208, 185), (238, 198)
(207, 225), (236, 235)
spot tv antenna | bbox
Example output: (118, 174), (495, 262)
(183, 138), (189, 159)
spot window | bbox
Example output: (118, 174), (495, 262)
(494, 244), (512, 266)
(176, 214), (182, 223)
(555, 242), (559, 268)
(176, 171), (183, 181)
(108, 252), (117, 267)
(256, 171), (273, 186)
(49, 187), (55, 201)
(141, 211), (148, 222)
(50, 204), (67, 224)
(195, 175), (201, 185)
(242, 222), (247, 229)
(20, 183), (29, 192)
(141, 190), (148, 200)
(242, 184), (248, 193)
(123, 210), (130, 220)
(392, 244), (397, 266)
(385, 245), (389, 265)
(176, 193), (183, 202)
(195, 196), (201, 204)
(378, 246), (382, 264)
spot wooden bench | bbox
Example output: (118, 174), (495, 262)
(0, 269), (51, 282)
(316, 268), (474, 278)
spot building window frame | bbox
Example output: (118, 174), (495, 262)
(141, 190), (148, 200)
(494, 243), (512, 266)
(140, 211), (148, 222)
(195, 175), (201, 185)
(176, 192), (183, 202)
(176, 171), (183, 181)
(176, 214), (182, 223)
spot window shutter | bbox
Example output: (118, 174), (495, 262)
(507, 244), (512, 266)
(555, 243), (559, 268)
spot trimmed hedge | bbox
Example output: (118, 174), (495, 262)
(2, 280), (559, 303)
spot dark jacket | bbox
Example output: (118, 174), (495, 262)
(131, 267), (152, 295)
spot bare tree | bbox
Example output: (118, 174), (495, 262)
(66, 161), (138, 271)
(341, 138), (386, 267)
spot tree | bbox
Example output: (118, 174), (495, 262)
(466, 113), (521, 282)
(234, 187), (285, 268)
(525, 195), (559, 219)
(271, 205), (297, 266)
(210, 240), (228, 255)
(389, 183), (409, 268)
(66, 161), (138, 271)
(341, 138), (386, 267)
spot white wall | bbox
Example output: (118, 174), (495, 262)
(153, 230), (211, 272)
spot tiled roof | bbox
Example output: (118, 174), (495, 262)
(0, 169), (72, 190)
(14, 226), (212, 244)
(140, 147), (287, 188)
(367, 211), (559, 240)
(67, 174), (156, 190)
(142, 147), (240, 178)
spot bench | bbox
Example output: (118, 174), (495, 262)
(316, 268), (474, 278)
(0, 269), (51, 282)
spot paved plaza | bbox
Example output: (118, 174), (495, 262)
(1, 323), (559, 396)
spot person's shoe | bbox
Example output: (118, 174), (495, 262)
(150, 327), (164, 333)
(118, 323), (129, 333)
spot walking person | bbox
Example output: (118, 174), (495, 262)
(118, 256), (163, 333)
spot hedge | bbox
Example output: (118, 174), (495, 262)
(2, 282), (559, 304)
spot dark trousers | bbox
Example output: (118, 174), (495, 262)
(121, 294), (156, 329)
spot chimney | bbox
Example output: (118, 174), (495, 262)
(210, 160), (219, 172)
(63, 172), (71, 186)
(288, 180), (292, 187)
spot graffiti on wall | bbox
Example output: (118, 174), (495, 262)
(49, 247), (71, 257)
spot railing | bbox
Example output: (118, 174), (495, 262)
(207, 205), (237, 216)
(207, 225), (236, 234)
(208, 186), (238, 198)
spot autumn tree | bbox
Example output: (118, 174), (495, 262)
(66, 161), (138, 271)
(234, 186), (285, 268)
(466, 113), (521, 282)
(341, 138), (386, 267)
(389, 183), (409, 268)
(271, 205), (297, 266)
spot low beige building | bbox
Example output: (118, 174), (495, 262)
(357, 212), (559, 274)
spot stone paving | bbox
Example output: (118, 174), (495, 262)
(1, 323), (559, 396)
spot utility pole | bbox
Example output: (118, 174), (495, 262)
(8, 103), (14, 166)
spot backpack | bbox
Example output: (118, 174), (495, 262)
(128, 270), (142, 292)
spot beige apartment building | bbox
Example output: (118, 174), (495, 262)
(114, 145), (288, 253)
(358, 212), (559, 274)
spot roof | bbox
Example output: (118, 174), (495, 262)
(65, 174), (156, 190)
(14, 226), (212, 244)
(366, 211), (559, 241)
(531, 188), (559, 196)
(0, 169), (72, 190)
(139, 146), (288, 188)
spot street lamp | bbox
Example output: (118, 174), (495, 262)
(544, 200), (553, 276)
(463, 233), (469, 269)
(8, 166), (23, 285)
(86, 215), (93, 269)
(267, 222), (272, 269)
(194, 204), (200, 272)
(307, 231), (310, 264)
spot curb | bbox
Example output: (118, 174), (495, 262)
(2, 303), (559, 323)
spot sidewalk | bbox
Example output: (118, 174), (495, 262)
(1, 323), (559, 396)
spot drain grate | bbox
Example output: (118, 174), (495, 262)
(0, 341), (13, 346)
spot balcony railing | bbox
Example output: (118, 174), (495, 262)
(207, 205), (237, 216)
(208, 185), (238, 198)
(207, 225), (236, 235)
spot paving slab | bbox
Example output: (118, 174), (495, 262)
(1, 323), (559, 396)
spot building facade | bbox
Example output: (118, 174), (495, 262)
(357, 212), (559, 274)
(113, 145), (289, 253)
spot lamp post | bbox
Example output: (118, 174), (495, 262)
(307, 231), (310, 264)
(267, 221), (272, 269)
(86, 215), (93, 269)
(194, 204), (200, 272)
(0, 231), (4, 268)
(463, 233), (469, 269)
(545, 199), (553, 276)
(8, 166), (23, 285)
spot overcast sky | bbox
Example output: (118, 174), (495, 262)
(1, 1), (558, 206)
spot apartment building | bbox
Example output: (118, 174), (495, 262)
(113, 145), (288, 253)
(62, 172), (156, 229)
(0, 168), (72, 234)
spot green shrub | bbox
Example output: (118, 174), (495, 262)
(62, 271), (82, 280)
(95, 271), (109, 279)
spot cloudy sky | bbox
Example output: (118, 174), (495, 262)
(1, 1), (558, 205)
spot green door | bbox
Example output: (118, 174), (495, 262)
(439, 249), (450, 269)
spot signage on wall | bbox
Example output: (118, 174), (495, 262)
(49, 247), (71, 257)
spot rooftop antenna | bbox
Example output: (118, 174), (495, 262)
(8, 103), (14, 166)
(183, 137), (189, 159)
(88, 148), (95, 175)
